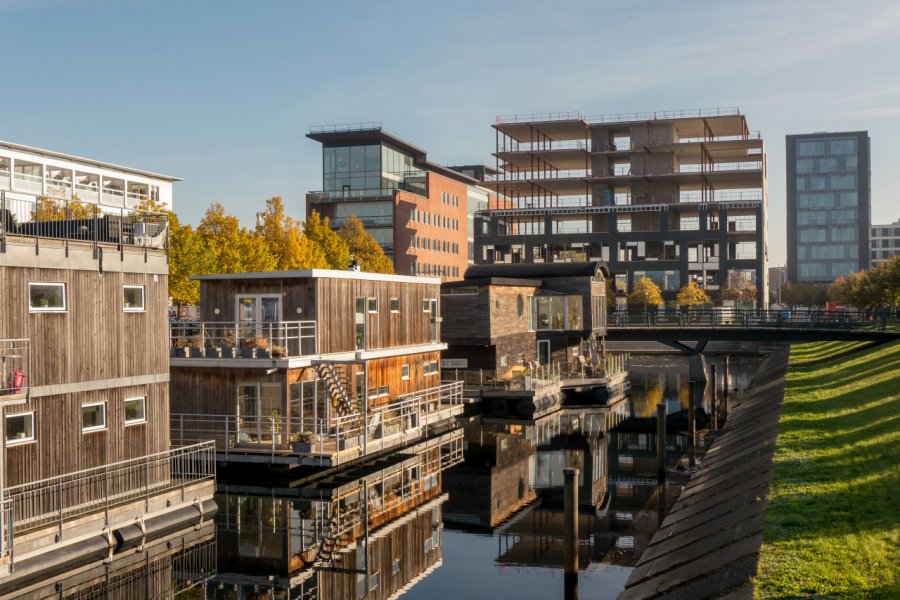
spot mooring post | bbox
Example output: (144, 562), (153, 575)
(723, 355), (730, 421)
(564, 467), (579, 599)
(688, 381), (697, 468)
(710, 363), (718, 430)
(656, 402), (667, 483)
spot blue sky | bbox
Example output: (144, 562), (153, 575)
(2, 0), (899, 266)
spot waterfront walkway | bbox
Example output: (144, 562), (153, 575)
(619, 346), (790, 599)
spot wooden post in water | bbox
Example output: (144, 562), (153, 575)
(656, 402), (667, 483)
(564, 467), (579, 599)
(710, 363), (718, 430)
(723, 355), (730, 422)
(688, 381), (697, 468)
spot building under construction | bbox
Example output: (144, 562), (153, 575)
(474, 108), (768, 306)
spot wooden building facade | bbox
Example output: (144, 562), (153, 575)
(441, 261), (610, 375)
(169, 270), (463, 467)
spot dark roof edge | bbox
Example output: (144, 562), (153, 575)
(442, 277), (542, 289)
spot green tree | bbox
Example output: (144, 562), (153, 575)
(627, 276), (662, 307)
(676, 280), (712, 307)
(255, 197), (328, 269)
(304, 210), (351, 270)
(337, 215), (394, 274)
(780, 282), (829, 307)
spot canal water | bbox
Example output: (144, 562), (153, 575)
(4, 353), (760, 599)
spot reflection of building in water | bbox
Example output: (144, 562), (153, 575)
(444, 407), (615, 529)
(0, 523), (215, 599)
(210, 431), (462, 599)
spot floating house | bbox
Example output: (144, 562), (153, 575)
(169, 269), (464, 467)
(0, 142), (214, 579)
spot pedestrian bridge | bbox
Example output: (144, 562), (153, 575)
(606, 309), (900, 353)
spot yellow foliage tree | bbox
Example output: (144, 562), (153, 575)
(337, 215), (394, 274)
(676, 280), (712, 307)
(304, 210), (351, 270)
(31, 195), (96, 221)
(197, 202), (277, 274)
(255, 197), (328, 270)
(627, 276), (662, 307)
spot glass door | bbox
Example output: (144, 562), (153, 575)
(236, 295), (282, 347)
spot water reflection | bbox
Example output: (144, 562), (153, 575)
(0, 354), (763, 599)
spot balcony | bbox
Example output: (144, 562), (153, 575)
(170, 381), (465, 467)
(169, 320), (317, 359)
(0, 339), (29, 402)
(1, 194), (169, 250)
(586, 106), (740, 124)
(1, 442), (215, 562)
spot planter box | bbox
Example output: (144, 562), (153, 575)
(206, 348), (223, 359)
(338, 436), (361, 451)
(240, 348), (256, 359)
(221, 348), (237, 359)
(256, 349), (271, 359)
(291, 441), (313, 453)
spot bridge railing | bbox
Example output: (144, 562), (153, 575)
(608, 309), (900, 331)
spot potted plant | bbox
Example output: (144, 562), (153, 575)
(240, 337), (257, 359)
(271, 345), (287, 358)
(291, 431), (318, 453)
(255, 336), (271, 359)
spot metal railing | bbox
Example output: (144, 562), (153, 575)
(586, 107), (740, 124)
(497, 139), (589, 153)
(496, 111), (585, 125)
(443, 365), (560, 392)
(169, 320), (317, 358)
(309, 122), (382, 134)
(0, 194), (169, 250)
(4, 442), (215, 537)
(0, 338), (29, 401)
(609, 309), (900, 331)
(170, 382), (464, 464)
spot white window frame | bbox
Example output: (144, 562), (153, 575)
(367, 297), (378, 314)
(401, 364), (410, 381)
(124, 396), (146, 425)
(390, 297), (400, 313)
(5, 412), (35, 445)
(81, 402), (107, 432)
(28, 282), (66, 312)
(123, 285), (146, 312)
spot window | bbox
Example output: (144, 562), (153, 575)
(422, 298), (432, 312)
(124, 397), (146, 424)
(123, 285), (145, 312)
(390, 297), (400, 313)
(401, 364), (410, 380)
(6, 412), (34, 445)
(82, 402), (106, 432)
(367, 297), (378, 313)
(29, 283), (66, 312)
(423, 360), (439, 376)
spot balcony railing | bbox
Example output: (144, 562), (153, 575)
(443, 366), (560, 393)
(0, 339), (29, 401)
(496, 111), (585, 125)
(170, 381), (464, 466)
(1, 442), (215, 559)
(169, 320), (318, 359)
(586, 107), (740, 124)
(0, 194), (169, 250)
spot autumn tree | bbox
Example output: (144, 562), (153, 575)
(779, 282), (829, 307)
(32, 195), (96, 221)
(255, 197), (328, 269)
(337, 215), (394, 274)
(721, 271), (758, 306)
(197, 202), (277, 274)
(829, 258), (900, 309)
(676, 280), (712, 307)
(304, 210), (351, 270)
(627, 276), (662, 308)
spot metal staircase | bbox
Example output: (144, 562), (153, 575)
(314, 363), (356, 416)
(313, 513), (342, 567)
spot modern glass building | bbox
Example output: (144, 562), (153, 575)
(786, 131), (870, 283)
(871, 218), (900, 268)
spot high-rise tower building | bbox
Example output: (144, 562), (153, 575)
(786, 131), (870, 283)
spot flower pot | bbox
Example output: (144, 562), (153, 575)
(291, 441), (313, 453)
(221, 348), (237, 359)
(256, 349), (271, 359)
(240, 348), (256, 359)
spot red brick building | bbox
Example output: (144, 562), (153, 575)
(306, 125), (487, 281)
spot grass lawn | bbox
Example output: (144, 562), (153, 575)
(788, 341), (874, 366)
(756, 341), (900, 598)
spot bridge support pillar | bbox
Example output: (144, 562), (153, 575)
(710, 363), (718, 430)
(688, 381), (697, 468)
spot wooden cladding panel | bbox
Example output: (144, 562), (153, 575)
(196, 276), (440, 355)
(364, 352), (441, 408)
(0, 265), (168, 386)
(169, 366), (288, 417)
(4, 382), (169, 487)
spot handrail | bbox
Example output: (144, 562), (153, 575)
(608, 309), (899, 331)
(309, 122), (382, 134)
(0, 338), (29, 400)
(496, 111), (585, 125)
(169, 320), (317, 358)
(586, 107), (741, 124)
(5, 441), (215, 534)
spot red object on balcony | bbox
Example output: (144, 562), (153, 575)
(6, 369), (25, 393)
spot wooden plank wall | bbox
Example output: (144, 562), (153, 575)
(170, 367), (287, 417)
(4, 381), (168, 487)
(197, 276), (440, 355)
(0, 267), (169, 385)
